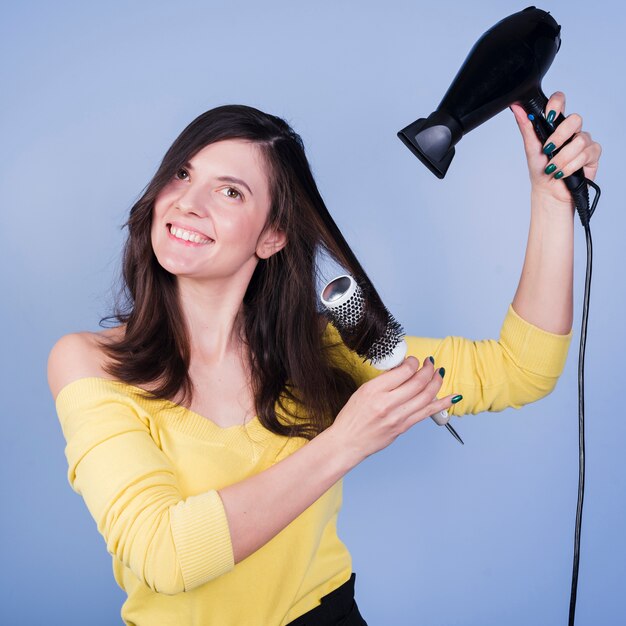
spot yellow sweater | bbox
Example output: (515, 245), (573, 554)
(54, 304), (572, 626)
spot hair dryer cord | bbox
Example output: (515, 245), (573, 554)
(569, 177), (600, 626)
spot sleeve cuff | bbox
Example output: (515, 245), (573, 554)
(499, 303), (573, 378)
(170, 490), (235, 590)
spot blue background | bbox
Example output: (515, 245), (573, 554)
(1, 1), (624, 624)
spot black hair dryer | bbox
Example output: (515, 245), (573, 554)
(399, 7), (602, 625)
(397, 5), (591, 224)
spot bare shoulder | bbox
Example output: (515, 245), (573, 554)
(47, 326), (125, 401)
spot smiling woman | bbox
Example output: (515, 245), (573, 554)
(48, 103), (385, 625)
(47, 101), (586, 626)
(150, 140), (281, 284)
(81, 106), (382, 435)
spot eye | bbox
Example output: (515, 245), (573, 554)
(221, 186), (243, 200)
(175, 167), (189, 181)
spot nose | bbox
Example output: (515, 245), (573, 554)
(175, 180), (212, 218)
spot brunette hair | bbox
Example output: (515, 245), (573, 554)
(99, 104), (392, 439)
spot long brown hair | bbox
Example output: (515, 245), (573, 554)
(99, 104), (392, 440)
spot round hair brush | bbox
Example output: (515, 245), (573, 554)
(320, 274), (463, 444)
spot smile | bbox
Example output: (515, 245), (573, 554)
(167, 224), (214, 246)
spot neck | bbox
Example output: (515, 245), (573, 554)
(176, 273), (252, 365)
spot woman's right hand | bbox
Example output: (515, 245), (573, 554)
(329, 356), (457, 466)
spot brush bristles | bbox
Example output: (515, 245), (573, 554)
(323, 279), (405, 365)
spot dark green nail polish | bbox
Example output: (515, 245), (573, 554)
(544, 163), (557, 175)
(554, 171), (564, 179)
(438, 367), (445, 378)
(547, 110), (556, 123)
(542, 142), (555, 155)
(428, 356), (435, 364)
(451, 395), (463, 404)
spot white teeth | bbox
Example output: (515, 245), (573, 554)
(169, 225), (212, 244)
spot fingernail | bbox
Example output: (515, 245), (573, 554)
(542, 142), (555, 155)
(438, 367), (445, 378)
(544, 163), (557, 175)
(547, 110), (556, 124)
(554, 171), (564, 179)
(451, 395), (463, 404)
(428, 356), (435, 364)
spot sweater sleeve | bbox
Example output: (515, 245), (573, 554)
(325, 303), (573, 416)
(55, 377), (235, 595)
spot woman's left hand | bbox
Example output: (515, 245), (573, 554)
(510, 91), (602, 206)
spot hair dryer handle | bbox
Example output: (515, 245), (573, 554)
(526, 109), (590, 225)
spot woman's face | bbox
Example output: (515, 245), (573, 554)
(151, 138), (285, 283)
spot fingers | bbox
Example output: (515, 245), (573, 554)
(365, 355), (444, 419)
(543, 131), (602, 180)
(393, 369), (447, 424)
(390, 355), (440, 404)
(541, 112), (583, 161)
(368, 355), (463, 431)
(511, 90), (602, 187)
(545, 90), (566, 124)
(510, 103), (541, 155)
(540, 90), (579, 170)
(404, 394), (458, 430)
(371, 355), (420, 393)
(510, 91), (566, 156)
(531, 91), (601, 184)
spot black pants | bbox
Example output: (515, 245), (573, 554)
(285, 573), (368, 625)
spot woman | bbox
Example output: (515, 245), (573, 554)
(48, 93), (600, 625)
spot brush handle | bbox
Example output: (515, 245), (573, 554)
(430, 409), (450, 426)
(370, 338), (450, 426)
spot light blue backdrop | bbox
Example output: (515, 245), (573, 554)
(1, 1), (624, 624)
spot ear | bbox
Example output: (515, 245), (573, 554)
(256, 227), (287, 259)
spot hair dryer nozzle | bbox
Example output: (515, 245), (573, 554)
(397, 110), (462, 179)
(398, 6), (562, 178)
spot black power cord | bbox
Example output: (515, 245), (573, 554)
(568, 178), (600, 626)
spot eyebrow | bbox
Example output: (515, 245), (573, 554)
(183, 162), (254, 197)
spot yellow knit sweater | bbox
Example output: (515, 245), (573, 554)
(54, 304), (572, 626)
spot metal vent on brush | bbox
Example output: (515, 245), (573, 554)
(320, 274), (463, 444)
(321, 274), (406, 369)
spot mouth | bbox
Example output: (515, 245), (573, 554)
(166, 223), (214, 247)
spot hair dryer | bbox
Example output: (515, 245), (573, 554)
(397, 7), (603, 625)
(397, 5), (592, 224)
